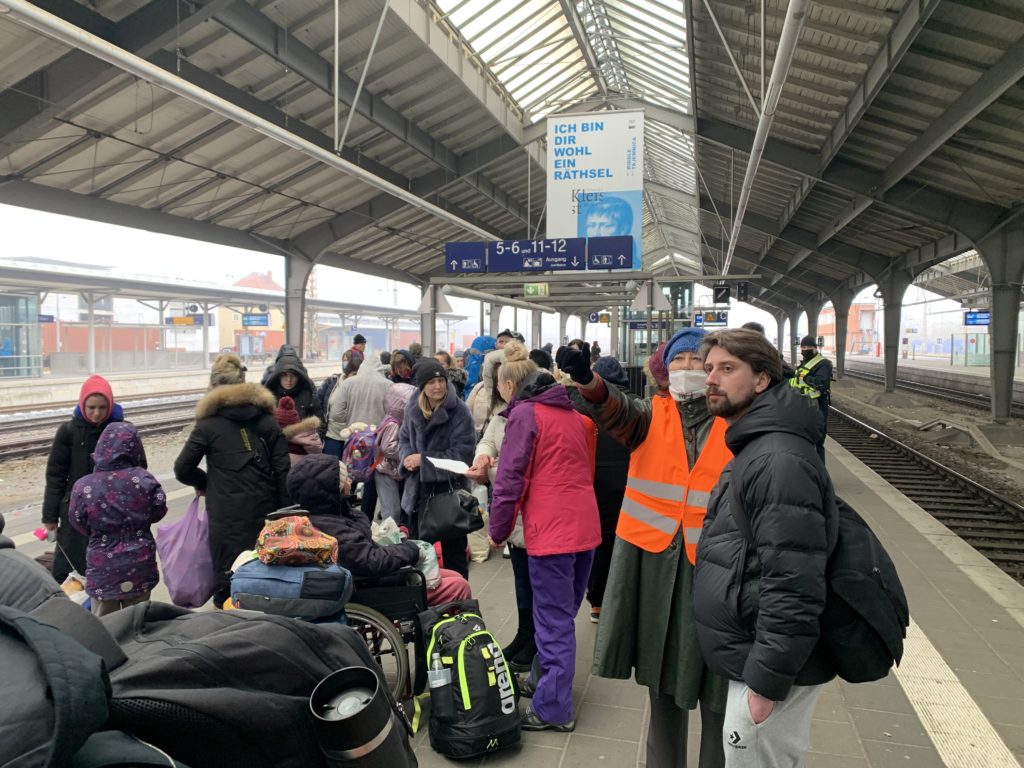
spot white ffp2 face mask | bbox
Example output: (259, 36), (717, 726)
(668, 369), (707, 398)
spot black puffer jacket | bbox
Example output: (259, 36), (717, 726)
(693, 383), (837, 701)
(266, 349), (323, 423)
(174, 383), (291, 597)
(287, 454), (420, 577)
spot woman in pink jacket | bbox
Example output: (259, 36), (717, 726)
(488, 342), (600, 732)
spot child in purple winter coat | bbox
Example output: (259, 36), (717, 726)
(374, 382), (416, 521)
(69, 422), (167, 616)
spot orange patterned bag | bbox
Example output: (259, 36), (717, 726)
(256, 515), (338, 566)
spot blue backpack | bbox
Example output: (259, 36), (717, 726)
(230, 560), (353, 620)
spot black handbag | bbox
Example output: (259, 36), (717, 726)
(416, 482), (484, 543)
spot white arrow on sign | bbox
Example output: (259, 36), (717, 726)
(618, 255), (627, 265)
(450, 260), (458, 270)
(571, 257), (580, 267)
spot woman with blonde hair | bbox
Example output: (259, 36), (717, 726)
(398, 358), (476, 577)
(488, 341), (600, 731)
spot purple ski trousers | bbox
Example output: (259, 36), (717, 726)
(528, 549), (594, 724)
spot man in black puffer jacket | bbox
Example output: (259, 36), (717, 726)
(693, 329), (837, 768)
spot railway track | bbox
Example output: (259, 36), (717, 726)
(828, 407), (1024, 583)
(843, 365), (1024, 418)
(0, 398), (200, 462)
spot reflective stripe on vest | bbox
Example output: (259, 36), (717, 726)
(789, 354), (825, 397)
(616, 395), (732, 561)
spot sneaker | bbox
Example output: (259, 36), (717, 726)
(503, 544), (512, 559)
(517, 674), (537, 698)
(520, 706), (574, 732)
(590, 607), (601, 624)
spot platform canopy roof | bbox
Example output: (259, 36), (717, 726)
(0, 0), (1021, 319)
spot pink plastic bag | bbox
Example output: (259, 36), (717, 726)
(156, 496), (217, 609)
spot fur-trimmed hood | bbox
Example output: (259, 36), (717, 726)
(195, 382), (276, 420)
(281, 415), (320, 439)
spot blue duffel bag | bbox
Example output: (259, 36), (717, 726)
(230, 560), (353, 620)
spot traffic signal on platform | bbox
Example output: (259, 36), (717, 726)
(737, 281), (749, 302)
(713, 284), (731, 304)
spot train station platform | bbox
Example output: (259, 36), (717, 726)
(0, 361), (341, 411)
(5, 437), (1024, 767)
(845, 354), (1024, 381)
(844, 355), (1024, 405)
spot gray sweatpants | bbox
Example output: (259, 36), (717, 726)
(722, 680), (823, 768)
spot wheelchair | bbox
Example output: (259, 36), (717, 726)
(345, 566), (429, 704)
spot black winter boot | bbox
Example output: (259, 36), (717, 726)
(509, 635), (537, 674)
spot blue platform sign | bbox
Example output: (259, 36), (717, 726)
(444, 242), (487, 273)
(37, 314), (55, 323)
(242, 313), (269, 327)
(964, 310), (990, 326)
(587, 236), (634, 270)
(489, 238), (586, 272)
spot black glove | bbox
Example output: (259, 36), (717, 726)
(555, 343), (593, 385)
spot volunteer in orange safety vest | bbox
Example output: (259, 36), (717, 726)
(556, 327), (729, 768)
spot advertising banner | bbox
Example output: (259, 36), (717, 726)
(546, 110), (644, 269)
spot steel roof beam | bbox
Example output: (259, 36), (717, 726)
(557, 0), (609, 97)
(880, 35), (1024, 192)
(695, 116), (1006, 243)
(0, 0), (235, 158)
(212, 3), (458, 176)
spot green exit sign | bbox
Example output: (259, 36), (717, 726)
(524, 283), (550, 298)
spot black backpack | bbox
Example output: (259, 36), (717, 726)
(418, 600), (520, 759)
(729, 486), (909, 683)
(103, 602), (417, 768)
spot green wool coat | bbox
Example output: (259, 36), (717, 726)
(577, 381), (728, 713)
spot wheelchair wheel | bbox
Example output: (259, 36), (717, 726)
(345, 603), (409, 700)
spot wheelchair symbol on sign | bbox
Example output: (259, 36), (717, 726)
(592, 255), (613, 266)
(462, 259), (481, 270)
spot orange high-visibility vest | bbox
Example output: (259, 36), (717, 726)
(616, 395), (732, 562)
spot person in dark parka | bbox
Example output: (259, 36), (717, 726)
(399, 359), (476, 578)
(695, 329), (837, 767)
(288, 454), (472, 604)
(265, 347), (323, 423)
(174, 354), (291, 607)
(42, 375), (133, 584)
(567, 356), (638, 621)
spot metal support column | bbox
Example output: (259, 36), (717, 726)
(531, 310), (542, 349)
(806, 301), (823, 346)
(558, 313), (568, 345)
(419, 285), (437, 353)
(789, 309), (801, 366)
(489, 304), (502, 338)
(979, 223), (1024, 423)
(880, 272), (911, 393)
(285, 254), (314, 355)
(200, 302), (210, 367)
(646, 281), (655, 358)
(775, 312), (786, 357)
(580, 316), (588, 344)
(830, 289), (855, 378)
(86, 290), (95, 374)
(479, 302), (485, 337)
(610, 306), (620, 358)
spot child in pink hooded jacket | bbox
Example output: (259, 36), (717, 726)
(374, 383), (416, 521)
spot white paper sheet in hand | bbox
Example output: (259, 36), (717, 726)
(427, 457), (470, 474)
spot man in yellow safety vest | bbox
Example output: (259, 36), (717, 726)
(789, 335), (833, 460)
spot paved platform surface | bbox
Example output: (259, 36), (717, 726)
(408, 438), (1024, 768)
(8, 438), (1024, 767)
(845, 354), (1023, 381)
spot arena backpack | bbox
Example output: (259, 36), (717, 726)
(418, 599), (520, 758)
(342, 426), (379, 483)
(729, 484), (910, 684)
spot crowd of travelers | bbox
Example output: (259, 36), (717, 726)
(33, 322), (840, 767)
